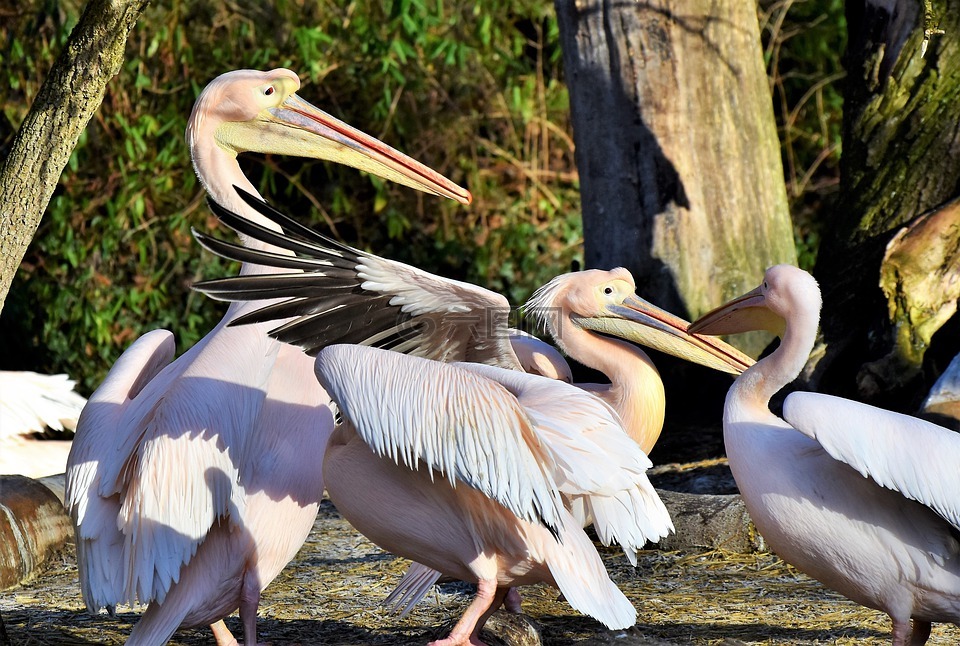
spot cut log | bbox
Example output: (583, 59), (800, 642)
(0, 474), (71, 590)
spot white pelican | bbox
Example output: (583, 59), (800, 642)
(191, 189), (754, 638)
(0, 371), (86, 478)
(317, 343), (661, 644)
(923, 352), (960, 426)
(64, 68), (470, 646)
(688, 264), (960, 646)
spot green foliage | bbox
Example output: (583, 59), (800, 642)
(0, 0), (581, 393)
(759, 0), (846, 271)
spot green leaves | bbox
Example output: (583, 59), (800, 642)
(1, 0), (581, 393)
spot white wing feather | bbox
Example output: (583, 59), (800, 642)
(66, 326), (278, 609)
(354, 253), (519, 367)
(784, 391), (960, 530)
(0, 371), (87, 438)
(66, 330), (176, 610)
(457, 362), (674, 559)
(314, 344), (565, 533)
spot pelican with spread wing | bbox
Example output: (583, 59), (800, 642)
(64, 68), (470, 646)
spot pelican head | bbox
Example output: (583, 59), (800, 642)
(526, 268), (754, 375)
(688, 264), (821, 338)
(186, 68), (472, 204)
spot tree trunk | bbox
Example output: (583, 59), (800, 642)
(805, 0), (960, 408)
(0, 0), (149, 315)
(554, 0), (797, 358)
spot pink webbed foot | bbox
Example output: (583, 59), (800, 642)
(210, 619), (271, 646)
(428, 634), (489, 646)
(428, 579), (508, 646)
(210, 620), (240, 646)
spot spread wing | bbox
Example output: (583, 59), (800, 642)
(462, 362), (674, 561)
(314, 344), (565, 535)
(192, 188), (521, 369)
(784, 391), (960, 531)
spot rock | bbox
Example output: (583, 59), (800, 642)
(483, 611), (542, 645)
(655, 489), (763, 553)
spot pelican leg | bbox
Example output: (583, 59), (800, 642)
(239, 573), (264, 646)
(910, 619), (931, 645)
(210, 619), (239, 646)
(428, 578), (504, 646)
(503, 587), (522, 614)
(891, 618), (912, 646)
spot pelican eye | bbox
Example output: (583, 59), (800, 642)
(264, 86), (275, 96)
(603, 286), (614, 295)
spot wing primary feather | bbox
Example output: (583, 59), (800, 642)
(227, 288), (366, 326)
(195, 272), (361, 302)
(192, 229), (352, 272)
(363, 320), (425, 350)
(266, 293), (399, 331)
(231, 187), (363, 256)
(205, 196), (355, 261)
(265, 295), (408, 352)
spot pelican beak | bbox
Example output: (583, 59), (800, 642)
(219, 92), (472, 205)
(689, 286), (785, 337)
(574, 294), (755, 375)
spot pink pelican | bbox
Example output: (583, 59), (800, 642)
(689, 264), (960, 645)
(64, 68), (470, 646)
(0, 371), (85, 478)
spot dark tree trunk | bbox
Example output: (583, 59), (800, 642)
(0, 0), (149, 314)
(805, 0), (960, 409)
(555, 0), (797, 358)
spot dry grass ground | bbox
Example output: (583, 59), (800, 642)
(2, 498), (958, 645)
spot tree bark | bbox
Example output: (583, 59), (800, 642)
(805, 0), (960, 407)
(0, 0), (149, 315)
(873, 197), (960, 396)
(554, 0), (797, 358)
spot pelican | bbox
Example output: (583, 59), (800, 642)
(687, 264), (960, 646)
(64, 68), (470, 646)
(0, 371), (86, 478)
(316, 343), (662, 644)
(923, 352), (960, 426)
(190, 189), (754, 638)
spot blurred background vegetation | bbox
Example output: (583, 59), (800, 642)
(0, 0), (844, 394)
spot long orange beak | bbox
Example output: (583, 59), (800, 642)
(689, 286), (785, 337)
(575, 294), (755, 375)
(257, 92), (472, 205)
